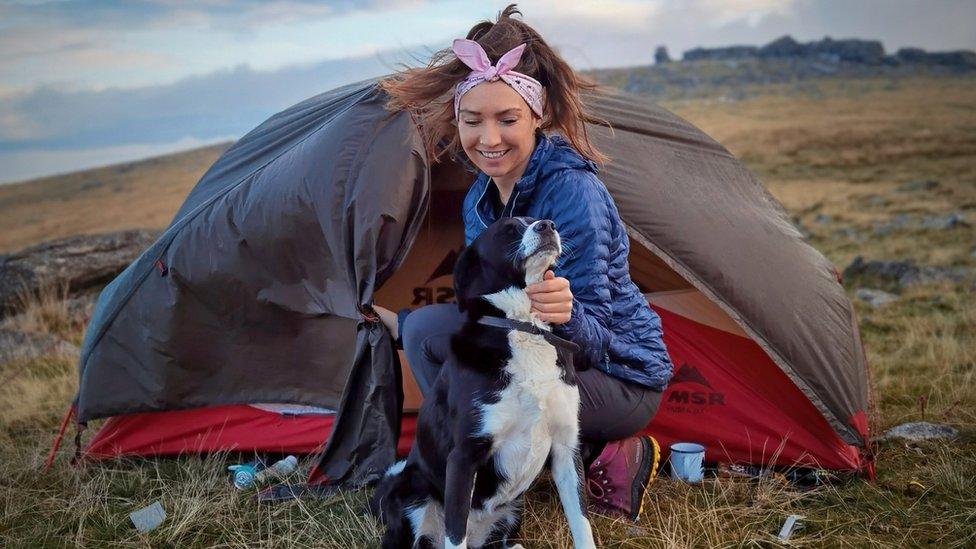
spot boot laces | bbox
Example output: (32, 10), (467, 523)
(585, 465), (613, 503)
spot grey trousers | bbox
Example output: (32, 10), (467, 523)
(401, 303), (662, 443)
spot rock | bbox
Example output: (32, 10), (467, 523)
(897, 179), (938, 192)
(895, 47), (929, 64)
(806, 36), (885, 64)
(0, 230), (158, 318)
(66, 293), (98, 324)
(855, 288), (898, 308)
(882, 421), (958, 442)
(0, 328), (79, 365)
(759, 35), (804, 58)
(842, 256), (971, 288)
(654, 45), (671, 64)
(921, 213), (968, 230)
(866, 195), (887, 207)
(843, 256), (912, 283)
(901, 265), (970, 287)
(832, 227), (861, 241)
(896, 48), (976, 69)
(683, 45), (758, 61)
(873, 215), (914, 236)
(814, 214), (832, 224)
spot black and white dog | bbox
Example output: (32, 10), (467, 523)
(371, 217), (596, 549)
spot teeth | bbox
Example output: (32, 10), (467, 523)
(480, 149), (508, 159)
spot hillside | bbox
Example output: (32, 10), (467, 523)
(0, 143), (229, 253)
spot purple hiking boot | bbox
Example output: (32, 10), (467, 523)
(586, 435), (661, 521)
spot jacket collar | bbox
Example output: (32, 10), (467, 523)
(472, 132), (600, 227)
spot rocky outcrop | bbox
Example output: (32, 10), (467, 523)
(0, 230), (158, 317)
(758, 35), (806, 59)
(894, 48), (976, 68)
(681, 34), (972, 69)
(683, 45), (758, 61)
(654, 45), (671, 64)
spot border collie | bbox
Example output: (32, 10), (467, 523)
(371, 217), (596, 549)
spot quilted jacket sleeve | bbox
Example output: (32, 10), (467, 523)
(542, 170), (615, 371)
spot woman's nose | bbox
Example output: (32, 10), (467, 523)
(480, 123), (501, 146)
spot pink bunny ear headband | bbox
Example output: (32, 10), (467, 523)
(452, 38), (545, 120)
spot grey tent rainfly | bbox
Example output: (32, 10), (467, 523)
(61, 78), (873, 487)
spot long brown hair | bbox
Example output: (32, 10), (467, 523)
(380, 4), (609, 166)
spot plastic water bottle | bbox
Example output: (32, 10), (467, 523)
(228, 461), (263, 490)
(228, 456), (297, 490)
(254, 455), (298, 484)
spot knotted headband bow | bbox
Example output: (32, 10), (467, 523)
(452, 38), (545, 119)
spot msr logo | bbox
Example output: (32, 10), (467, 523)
(425, 249), (459, 284)
(412, 248), (460, 305)
(664, 363), (726, 414)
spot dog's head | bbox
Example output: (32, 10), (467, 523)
(453, 217), (561, 312)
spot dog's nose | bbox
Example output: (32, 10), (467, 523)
(533, 220), (555, 233)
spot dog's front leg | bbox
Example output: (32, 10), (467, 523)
(551, 441), (597, 549)
(444, 448), (478, 549)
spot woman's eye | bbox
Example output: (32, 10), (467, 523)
(502, 119), (517, 125)
(463, 120), (480, 126)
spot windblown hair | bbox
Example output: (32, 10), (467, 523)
(380, 4), (610, 165)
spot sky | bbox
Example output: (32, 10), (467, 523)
(1, 0), (974, 185)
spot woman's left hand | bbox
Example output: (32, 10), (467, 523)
(525, 270), (573, 325)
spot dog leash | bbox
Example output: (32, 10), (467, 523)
(476, 316), (580, 353)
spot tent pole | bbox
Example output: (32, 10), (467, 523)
(42, 404), (75, 472)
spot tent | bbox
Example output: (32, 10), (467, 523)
(71, 78), (873, 485)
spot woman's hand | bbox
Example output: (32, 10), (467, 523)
(373, 305), (398, 336)
(525, 270), (573, 325)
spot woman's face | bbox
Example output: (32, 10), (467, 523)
(457, 80), (541, 185)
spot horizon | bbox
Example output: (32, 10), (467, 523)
(2, 0), (975, 186)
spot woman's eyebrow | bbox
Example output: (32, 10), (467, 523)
(459, 107), (523, 116)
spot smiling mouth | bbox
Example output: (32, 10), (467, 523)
(479, 149), (510, 159)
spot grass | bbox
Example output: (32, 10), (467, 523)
(2, 74), (975, 547)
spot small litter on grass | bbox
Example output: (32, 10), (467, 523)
(777, 514), (804, 541)
(129, 501), (166, 533)
(626, 526), (649, 537)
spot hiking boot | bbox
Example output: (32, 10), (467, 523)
(586, 435), (661, 521)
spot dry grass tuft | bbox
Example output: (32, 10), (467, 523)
(3, 281), (85, 340)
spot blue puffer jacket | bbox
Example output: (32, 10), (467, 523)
(462, 132), (673, 390)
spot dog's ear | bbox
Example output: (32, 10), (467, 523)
(453, 245), (482, 312)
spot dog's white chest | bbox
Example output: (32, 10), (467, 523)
(477, 331), (580, 509)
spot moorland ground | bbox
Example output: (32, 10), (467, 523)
(1, 73), (974, 547)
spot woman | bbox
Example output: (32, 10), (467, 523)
(373, 4), (673, 521)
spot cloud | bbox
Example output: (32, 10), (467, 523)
(0, 47), (416, 150)
(2, 0), (975, 185)
(522, 0), (805, 68)
(0, 0), (448, 94)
